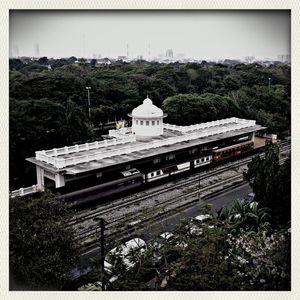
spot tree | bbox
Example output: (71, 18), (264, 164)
(9, 58), (24, 70)
(90, 59), (97, 68)
(9, 192), (79, 290)
(244, 141), (291, 227)
(162, 93), (240, 125)
(61, 98), (90, 144)
(67, 56), (77, 64)
(38, 56), (48, 65)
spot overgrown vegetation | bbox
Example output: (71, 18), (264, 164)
(9, 192), (79, 290)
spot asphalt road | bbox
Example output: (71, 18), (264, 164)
(141, 182), (252, 241)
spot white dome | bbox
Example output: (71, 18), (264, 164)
(132, 97), (163, 118)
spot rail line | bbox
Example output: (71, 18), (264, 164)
(69, 142), (290, 252)
(69, 142), (290, 227)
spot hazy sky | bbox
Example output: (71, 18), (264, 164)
(9, 10), (290, 61)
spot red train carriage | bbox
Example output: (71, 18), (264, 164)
(212, 140), (254, 162)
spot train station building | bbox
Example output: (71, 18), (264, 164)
(25, 97), (266, 195)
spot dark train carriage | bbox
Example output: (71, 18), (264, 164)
(59, 169), (143, 205)
(212, 140), (254, 161)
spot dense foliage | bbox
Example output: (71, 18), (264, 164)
(9, 59), (290, 189)
(9, 192), (79, 290)
(244, 141), (291, 227)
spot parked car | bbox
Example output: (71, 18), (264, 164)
(105, 237), (146, 275)
(245, 192), (255, 202)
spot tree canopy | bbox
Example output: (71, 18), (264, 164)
(162, 93), (240, 125)
(9, 59), (290, 189)
(244, 141), (291, 227)
(9, 192), (79, 290)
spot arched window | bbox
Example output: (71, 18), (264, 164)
(157, 120), (159, 125)
(136, 120), (138, 125)
(152, 120), (155, 126)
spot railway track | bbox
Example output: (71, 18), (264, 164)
(75, 173), (246, 251)
(69, 142), (290, 252)
(69, 142), (290, 227)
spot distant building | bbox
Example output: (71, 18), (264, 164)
(166, 49), (173, 59)
(117, 56), (128, 62)
(277, 54), (291, 63)
(97, 58), (112, 65)
(34, 43), (40, 59)
(175, 53), (185, 60)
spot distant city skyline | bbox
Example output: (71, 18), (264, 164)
(9, 10), (290, 61)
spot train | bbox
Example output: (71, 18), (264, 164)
(59, 140), (254, 206)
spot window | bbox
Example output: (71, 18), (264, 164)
(196, 160), (200, 164)
(156, 170), (161, 175)
(152, 121), (155, 126)
(151, 172), (154, 177)
(146, 121), (149, 126)
(136, 120), (138, 125)
(141, 120), (144, 125)
(167, 154), (175, 160)
(189, 148), (197, 155)
(154, 157), (161, 164)
(157, 120), (159, 125)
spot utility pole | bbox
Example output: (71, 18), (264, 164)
(198, 171), (201, 201)
(198, 156), (201, 201)
(99, 218), (106, 291)
(85, 86), (91, 128)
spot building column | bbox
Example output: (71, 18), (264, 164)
(36, 165), (45, 191)
(251, 132), (255, 142)
(55, 173), (65, 188)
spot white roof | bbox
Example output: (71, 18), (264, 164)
(131, 97), (163, 118)
(160, 232), (174, 240)
(194, 214), (212, 221)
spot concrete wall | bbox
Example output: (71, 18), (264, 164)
(131, 117), (163, 136)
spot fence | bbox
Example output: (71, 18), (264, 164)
(10, 185), (39, 198)
(164, 117), (256, 133)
